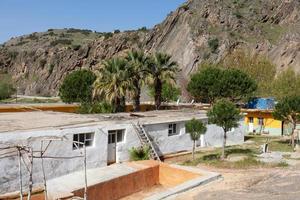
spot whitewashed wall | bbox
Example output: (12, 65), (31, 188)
(0, 119), (245, 194)
(0, 126), (107, 193)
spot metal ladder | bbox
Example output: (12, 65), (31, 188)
(132, 122), (161, 162)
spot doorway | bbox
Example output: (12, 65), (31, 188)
(107, 129), (125, 165)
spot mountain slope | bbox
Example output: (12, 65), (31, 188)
(0, 0), (299, 97)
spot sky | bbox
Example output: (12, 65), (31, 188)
(0, 0), (186, 43)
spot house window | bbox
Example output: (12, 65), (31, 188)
(258, 118), (264, 126)
(168, 123), (178, 136)
(108, 130), (125, 144)
(73, 132), (94, 150)
(249, 117), (254, 123)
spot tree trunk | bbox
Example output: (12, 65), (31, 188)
(291, 123), (296, 150)
(192, 140), (195, 160)
(133, 81), (141, 112)
(221, 129), (227, 160)
(154, 78), (162, 110)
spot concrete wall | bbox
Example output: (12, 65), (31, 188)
(0, 126), (107, 193)
(0, 118), (245, 194)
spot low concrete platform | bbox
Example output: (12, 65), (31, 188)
(45, 161), (221, 200)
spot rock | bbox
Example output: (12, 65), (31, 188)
(0, 0), (299, 96)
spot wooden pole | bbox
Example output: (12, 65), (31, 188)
(27, 147), (33, 200)
(41, 141), (48, 200)
(83, 144), (88, 200)
(18, 148), (23, 200)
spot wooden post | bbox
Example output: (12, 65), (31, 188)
(41, 141), (48, 200)
(27, 147), (33, 200)
(18, 148), (23, 200)
(83, 144), (88, 200)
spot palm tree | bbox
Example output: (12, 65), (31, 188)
(146, 52), (179, 109)
(125, 50), (149, 112)
(93, 58), (130, 112)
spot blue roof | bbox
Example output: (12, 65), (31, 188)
(246, 98), (275, 110)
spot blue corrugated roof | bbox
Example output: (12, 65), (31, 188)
(246, 98), (275, 110)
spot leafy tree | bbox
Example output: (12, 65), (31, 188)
(149, 83), (181, 103)
(220, 68), (257, 102)
(187, 66), (222, 103)
(93, 58), (130, 112)
(222, 50), (276, 96)
(129, 145), (150, 161)
(146, 52), (179, 109)
(207, 99), (241, 159)
(0, 74), (16, 100)
(273, 96), (300, 149)
(186, 118), (207, 160)
(271, 68), (300, 100)
(187, 65), (257, 104)
(59, 69), (96, 103)
(125, 50), (149, 111)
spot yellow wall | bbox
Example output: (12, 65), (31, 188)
(244, 112), (282, 129)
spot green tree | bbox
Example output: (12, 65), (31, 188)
(0, 73), (16, 100)
(59, 69), (96, 103)
(207, 99), (241, 159)
(271, 68), (300, 100)
(187, 66), (257, 104)
(187, 66), (223, 103)
(222, 50), (276, 96)
(125, 50), (149, 111)
(149, 83), (181, 103)
(93, 58), (130, 112)
(220, 68), (257, 102)
(273, 96), (300, 149)
(146, 52), (179, 109)
(185, 118), (207, 160)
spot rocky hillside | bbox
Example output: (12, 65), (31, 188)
(0, 0), (299, 97)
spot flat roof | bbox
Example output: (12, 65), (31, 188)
(0, 109), (207, 133)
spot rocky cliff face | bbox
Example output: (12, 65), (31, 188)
(0, 0), (299, 96)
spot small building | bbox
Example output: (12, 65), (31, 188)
(0, 110), (245, 194)
(243, 98), (285, 136)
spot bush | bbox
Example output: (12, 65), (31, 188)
(59, 69), (96, 103)
(77, 101), (114, 114)
(50, 39), (73, 46)
(114, 29), (121, 34)
(208, 38), (219, 53)
(0, 74), (16, 100)
(149, 83), (181, 102)
(72, 44), (81, 51)
(129, 146), (150, 161)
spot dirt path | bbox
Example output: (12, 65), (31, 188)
(173, 164), (300, 200)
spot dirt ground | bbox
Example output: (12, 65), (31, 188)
(172, 164), (300, 200)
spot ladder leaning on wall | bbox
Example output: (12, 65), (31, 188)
(132, 122), (161, 162)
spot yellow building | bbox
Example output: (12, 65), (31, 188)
(243, 109), (284, 136)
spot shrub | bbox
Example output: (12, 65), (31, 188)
(50, 39), (73, 46)
(114, 29), (121, 34)
(59, 69), (96, 103)
(39, 59), (47, 68)
(149, 83), (181, 102)
(208, 38), (219, 53)
(129, 145), (150, 161)
(72, 44), (81, 51)
(77, 101), (114, 114)
(103, 32), (113, 39)
(48, 64), (55, 74)
(0, 74), (16, 100)
(137, 27), (148, 32)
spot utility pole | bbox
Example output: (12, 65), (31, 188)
(18, 147), (23, 200)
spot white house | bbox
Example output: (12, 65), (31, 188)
(0, 110), (245, 193)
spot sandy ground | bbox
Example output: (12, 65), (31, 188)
(172, 164), (300, 200)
